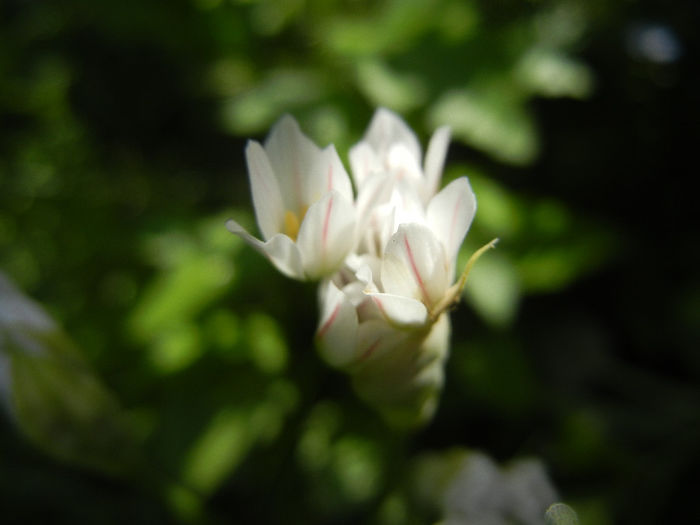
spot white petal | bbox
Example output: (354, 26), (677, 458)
(355, 264), (374, 289)
(390, 179), (426, 226)
(226, 219), (304, 279)
(381, 223), (449, 308)
(423, 126), (451, 200)
(316, 281), (359, 368)
(363, 108), (421, 163)
(245, 141), (285, 240)
(426, 177), (476, 265)
(311, 144), (354, 204)
(364, 292), (428, 327)
(355, 319), (407, 363)
(296, 190), (356, 279)
(263, 114), (322, 212)
(349, 142), (378, 190)
(355, 172), (394, 233)
(387, 143), (423, 183)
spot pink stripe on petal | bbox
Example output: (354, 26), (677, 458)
(359, 339), (381, 362)
(404, 235), (430, 303)
(321, 193), (334, 252)
(317, 303), (341, 338)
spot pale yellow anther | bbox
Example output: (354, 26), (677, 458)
(283, 205), (309, 241)
(284, 210), (301, 240)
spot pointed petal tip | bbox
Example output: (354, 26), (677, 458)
(270, 113), (301, 134)
(244, 138), (262, 152)
(225, 218), (238, 233)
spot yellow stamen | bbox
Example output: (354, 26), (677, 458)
(429, 238), (499, 321)
(283, 205), (309, 241)
(284, 210), (301, 240)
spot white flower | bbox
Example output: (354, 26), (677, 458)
(349, 108), (452, 259)
(226, 115), (356, 280)
(314, 116), (496, 425)
(376, 176), (479, 319)
(349, 107), (451, 204)
(315, 275), (451, 426)
(226, 108), (496, 425)
(316, 177), (479, 364)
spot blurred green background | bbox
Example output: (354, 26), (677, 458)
(1, 0), (698, 523)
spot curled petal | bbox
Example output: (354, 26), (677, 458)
(296, 190), (356, 279)
(365, 292), (428, 328)
(245, 141), (285, 240)
(426, 177), (476, 265)
(316, 281), (359, 368)
(226, 219), (304, 279)
(381, 224), (449, 308)
(423, 126), (451, 201)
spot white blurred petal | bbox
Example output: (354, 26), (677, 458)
(388, 143), (423, 183)
(296, 190), (356, 279)
(426, 177), (476, 264)
(349, 142), (378, 190)
(316, 281), (359, 367)
(355, 264), (375, 289)
(226, 219), (304, 279)
(355, 172), (394, 233)
(263, 114), (322, 211)
(319, 144), (354, 203)
(390, 179), (426, 226)
(245, 141), (284, 240)
(365, 292), (428, 327)
(381, 224), (449, 308)
(423, 126), (451, 200)
(363, 108), (421, 162)
(355, 319), (406, 363)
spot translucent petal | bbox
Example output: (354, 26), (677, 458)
(355, 319), (407, 363)
(381, 224), (449, 308)
(349, 142), (378, 190)
(245, 141), (284, 240)
(426, 177), (476, 264)
(226, 219), (304, 279)
(389, 179), (426, 226)
(296, 190), (356, 279)
(363, 108), (421, 163)
(263, 114), (322, 212)
(355, 172), (394, 234)
(316, 281), (359, 368)
(365, 292), (428, 327)
(387, 143), (423, 183)
(305, 144), (354, 204)
(423, 126), (451, 200)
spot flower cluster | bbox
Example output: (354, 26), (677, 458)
(228, 108), (494, 426)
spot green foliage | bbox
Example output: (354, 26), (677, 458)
(1, 0), (695, 523)
(1, 273), (139, 476)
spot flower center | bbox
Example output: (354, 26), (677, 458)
(283, 205), (309, 241)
